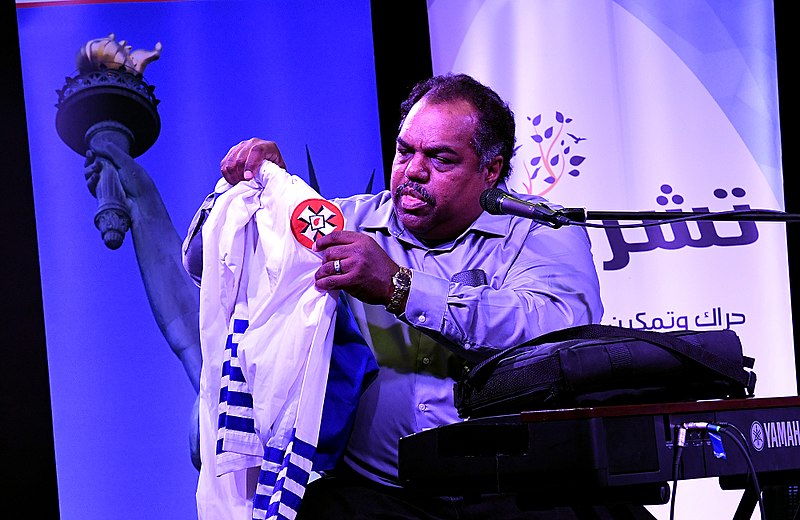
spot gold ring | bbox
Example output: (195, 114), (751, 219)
(333, 259), (342, 274)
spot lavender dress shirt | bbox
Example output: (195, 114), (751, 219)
(183, 182), (603, 487)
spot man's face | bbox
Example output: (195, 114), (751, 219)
(390, 97), (501, 242)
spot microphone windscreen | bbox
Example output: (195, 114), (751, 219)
(480, 188), (505, 215)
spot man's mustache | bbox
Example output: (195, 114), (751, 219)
(394, 181), (435, 205)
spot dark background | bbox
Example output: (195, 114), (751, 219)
(2, 0), (794, 514)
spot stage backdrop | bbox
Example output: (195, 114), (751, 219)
(16, 1), (382, 519)
(427, 0), (791, 518)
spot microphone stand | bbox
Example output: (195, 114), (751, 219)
(554, 207), (800, 227)
(478, 189), (800, 228)
(541, 204), (800, 276)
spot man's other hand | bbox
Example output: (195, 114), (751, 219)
(220, 138), (287, 185)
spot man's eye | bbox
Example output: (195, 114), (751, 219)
(432, 155), (452, 165)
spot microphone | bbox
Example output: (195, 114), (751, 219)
(480, 188), (576, 228)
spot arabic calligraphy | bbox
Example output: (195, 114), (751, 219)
(608, 307), (747, 331)
(603, 183), (760, 271)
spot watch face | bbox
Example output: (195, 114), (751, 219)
(393, 269), (412, 289)
(387, 268), (412, 314)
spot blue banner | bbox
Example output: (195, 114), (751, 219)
(17, 1), (381, 518)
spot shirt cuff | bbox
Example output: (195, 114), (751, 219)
(403, 270), (448, 332)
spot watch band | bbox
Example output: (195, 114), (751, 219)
(386, 266), (412, 315)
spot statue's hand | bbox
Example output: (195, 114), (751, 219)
(84, 141), (156, 202)
(83, 150), (102, 198)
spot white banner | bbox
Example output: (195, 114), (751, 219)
(428, 1), (793, 518)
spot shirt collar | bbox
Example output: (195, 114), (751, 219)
(358, 186), (513, 247)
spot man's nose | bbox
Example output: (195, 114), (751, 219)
(405, 154), (429, 182)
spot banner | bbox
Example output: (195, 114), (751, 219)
(427, 1), (791, 518)
(16, 1), (381, 519)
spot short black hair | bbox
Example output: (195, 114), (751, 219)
(399, 73), (516, 181)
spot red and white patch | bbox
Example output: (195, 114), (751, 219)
(290, 198), (344, 249)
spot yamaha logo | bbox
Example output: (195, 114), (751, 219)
(750, 421), (765, 452)
(751, 420), (800, 451)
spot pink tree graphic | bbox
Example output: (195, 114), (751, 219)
(519, 111), (586, 196)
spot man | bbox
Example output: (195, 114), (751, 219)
(186, 74), (614, 518)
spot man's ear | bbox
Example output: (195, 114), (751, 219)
(485, 155), (503, 186)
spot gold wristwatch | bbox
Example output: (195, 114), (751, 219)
(386, 266), (412, 315)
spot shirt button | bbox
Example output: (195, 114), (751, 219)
(422, 357), (431, 365)
(418, 314), (427, 323)
(418, 403), (428, 412)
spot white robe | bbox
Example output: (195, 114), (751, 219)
(197, 161), (342, 520)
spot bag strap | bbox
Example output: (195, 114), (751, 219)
(523, 324), (753, 390)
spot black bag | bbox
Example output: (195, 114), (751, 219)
(454, 324), (757, 418)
